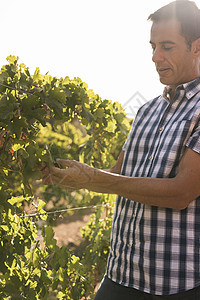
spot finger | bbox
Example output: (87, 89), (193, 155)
(43, 173), (73, 187)
(48, 165), (67, 178)
(41, 166), (67, 185)
(56, 159), (75, 168)
(37, 162), (47, 171)
(42, 173), (54, 185)
(41, 166), (51, 178)
(42, 172), (64, 185)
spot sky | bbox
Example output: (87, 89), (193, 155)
(1, 0), (200, 115)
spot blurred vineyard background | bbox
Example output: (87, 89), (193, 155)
(0, 56), (131, 299)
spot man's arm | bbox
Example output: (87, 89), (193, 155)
(42, 148), (200, 210)
(104, 150), (124, 174)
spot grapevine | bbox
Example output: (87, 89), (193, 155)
(0, 55), (131, 299)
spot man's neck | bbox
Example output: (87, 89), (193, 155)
(164, 85), (176, 102)
(168, 87), (176, 101)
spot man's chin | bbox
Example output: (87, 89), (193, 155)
(159, 77), (172, 85)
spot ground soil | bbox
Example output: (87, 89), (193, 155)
(52, 209), (101, 297)
(52, 209), (92, 251)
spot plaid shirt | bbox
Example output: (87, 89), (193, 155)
(106, 77), (200, 295)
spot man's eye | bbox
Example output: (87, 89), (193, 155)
(163, 46), (172, 51)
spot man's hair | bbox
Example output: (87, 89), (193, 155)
(148, 0), (200, 49)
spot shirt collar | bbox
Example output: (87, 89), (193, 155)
(163, 77), (200, 101)
(183, 77), (200, 99)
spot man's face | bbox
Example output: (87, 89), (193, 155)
(150, 19), (197, 88)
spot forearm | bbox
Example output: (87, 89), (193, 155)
(85, 169), (188, 210)
(43, 149), (200, 210)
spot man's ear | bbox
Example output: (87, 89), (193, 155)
(192, 38), (200, 56)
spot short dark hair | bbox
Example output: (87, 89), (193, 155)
(148, 0), (200, 49)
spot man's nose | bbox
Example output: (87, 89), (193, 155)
(152, 48), (164, 63)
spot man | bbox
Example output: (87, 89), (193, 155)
(42, 1), (200, 299)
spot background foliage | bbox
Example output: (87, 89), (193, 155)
(0, 55), (131, 299)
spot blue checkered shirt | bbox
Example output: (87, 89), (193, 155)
(106, 77), (200, 295)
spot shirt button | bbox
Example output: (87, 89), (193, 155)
(159, 127), (163, 131)
(149, 156), (152, 160)
(127, 244), (131, 248)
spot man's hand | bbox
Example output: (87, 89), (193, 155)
(41, 159), (98, 190)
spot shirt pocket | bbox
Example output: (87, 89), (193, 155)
(164, 119), (192, 147)
(150, 120), (192, 178)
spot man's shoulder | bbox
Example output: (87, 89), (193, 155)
(138, 95), (162, 112)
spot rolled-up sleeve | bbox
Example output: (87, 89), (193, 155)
(186, 122), (200, 154)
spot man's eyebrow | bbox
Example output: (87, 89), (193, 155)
(160, 40), (176, 45)
(149, 40), (176, 45)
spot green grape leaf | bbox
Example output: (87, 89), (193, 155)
(0, 94), (16, 119)
(6, 55), (19, 65)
